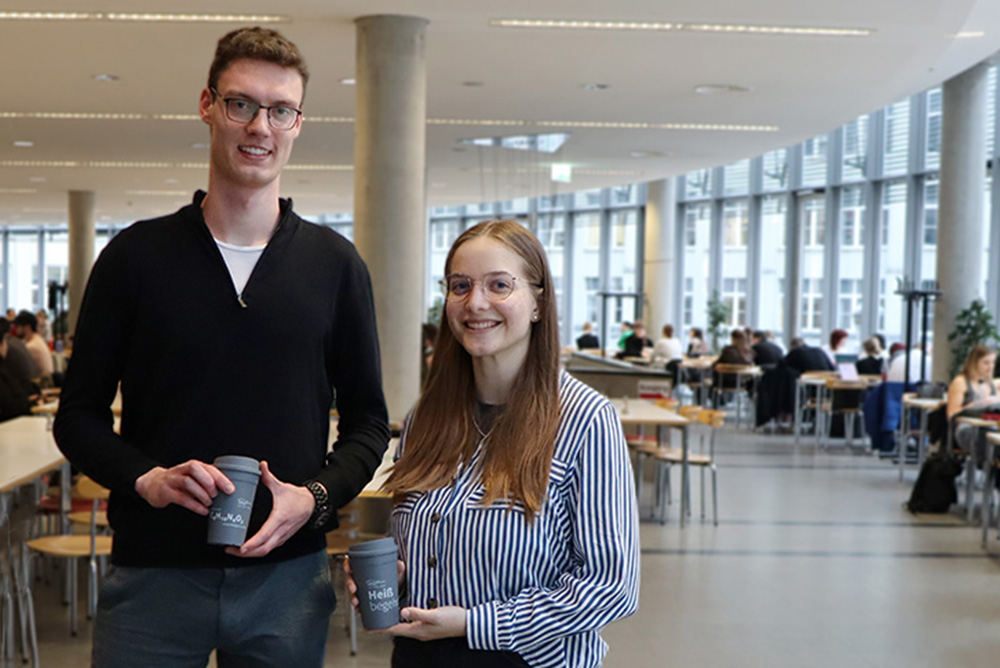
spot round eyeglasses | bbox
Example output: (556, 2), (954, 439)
(211, 88), (302, 131)
(440, 272), (520, 302)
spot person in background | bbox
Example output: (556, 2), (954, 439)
(421, 322), (439, 387)
(622, 320), (654, 358)
(687, 326), (710, 356)
(576, 321), (600, 350)
(616, 321), (634, 353)
(782, 337), (835, 374)
(35, 309), (52, 343)
(13, 310), (53, 385)
(855, 336), (885, 376)
(947, 345), (1000, 464)
(823, 328), (849, 366)
(887, 343), (933, 383)
(713, 329), (754, 367)
(4, 308), (15, 322)
(352, 220), (639, 667)
(752, 329), (784, 368)
(0, 317), (40, 394)
(53, 27), (389, 667)
(765, 330), (786, 354)
(652, 323), (683, 365)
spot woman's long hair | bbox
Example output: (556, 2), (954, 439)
(961, 344), (996, 381)
(384, 221), (561, 520)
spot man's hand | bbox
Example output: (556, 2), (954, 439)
(226, 460), (314, 558)
(135, 460), (235, 515)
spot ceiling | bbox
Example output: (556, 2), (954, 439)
(2, 0), (1000, 225)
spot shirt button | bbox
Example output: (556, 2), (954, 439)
(430, 512), (441, 523)
(427, 556), (437, 568)
(427, 598), (438, 609)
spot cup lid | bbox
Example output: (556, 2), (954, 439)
(212, 455), (261, 476)
(348, 536), (398, 556)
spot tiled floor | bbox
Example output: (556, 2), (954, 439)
(22, 428), (1000, 667)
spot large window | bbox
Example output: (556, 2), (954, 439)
(879, 182), (908, 341)
(759, 195), (787, 337)
(682, 203), (712, 332)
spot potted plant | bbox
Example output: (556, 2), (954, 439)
(706, 290), (732, 353)
(947, 298), (1000, 378)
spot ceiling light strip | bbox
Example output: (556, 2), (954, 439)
(0, 11), (287, 23)
(0, 188), (36, 194)
(0, 112), (777, 132)
(490, 18), (872, 37)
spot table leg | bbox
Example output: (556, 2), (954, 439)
(918, 410), (929, 470)
(983, 442), (995, 549)
(793, 381), (802, 446)
(898, 404), (910, 482)
(680, 425), (690, 528)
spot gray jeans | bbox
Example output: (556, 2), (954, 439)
(92, 550), (335, 668)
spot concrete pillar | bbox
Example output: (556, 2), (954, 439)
(353, 15), (428, 421)
(643, 179), (677, 335)
(933, 62), (989, 381)
(67, 190), (95, 337)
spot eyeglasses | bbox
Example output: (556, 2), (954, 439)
(440, 272), (521, 302)
(210, 88), (302, 130)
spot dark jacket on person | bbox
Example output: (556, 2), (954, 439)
(576, 333), (600, 349)
(855, 356), (884, 376)
(622, 334), (653, 358)
(782, 345), (835, 375)
(752, 340), (783, 368)
(54, 191), (390, 569)
(0, 356), (32, 422)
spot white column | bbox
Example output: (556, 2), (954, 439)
(933, 62), (989, 381)
(67, 190), (95, 337)
(643, 179), (677, 335)
(353, 15), (428, 421)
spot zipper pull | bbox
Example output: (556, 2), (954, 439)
(237, 295), (248, 309)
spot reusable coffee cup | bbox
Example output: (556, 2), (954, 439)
(207, 455), (261, 546)
(348, 537), (400, 629)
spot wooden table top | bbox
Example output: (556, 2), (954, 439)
(610, 398), (690, 427)
(0, 416), (64, 493)
(901, 394), (947, 411)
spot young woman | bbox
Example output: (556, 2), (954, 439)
(947, 345), (1000, 462)
(353, 220), (639, 667)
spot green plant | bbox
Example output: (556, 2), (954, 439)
(426, 296), (444, 328)
(948, 298), (1000, 378)
(706, 290), (731, 353)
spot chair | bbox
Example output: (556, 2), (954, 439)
(712, 364), (756, 428)
(26, 476), (112, 636)
(820, 378), (870, 449)
(652, 408), (723, 525)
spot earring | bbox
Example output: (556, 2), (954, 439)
(532, 314), (539, 322)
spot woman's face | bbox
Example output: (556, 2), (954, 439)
(445, 237), (539, 378)
(975, 354), (996, 380)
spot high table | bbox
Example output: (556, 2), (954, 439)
(793, 372), (837, 446)
(898, 394), (946, 481)
(610, 398), (692, 526)
(678, 356), (716, 406)
(0, 416), (67, 668)
(983, 431), (1000, 552)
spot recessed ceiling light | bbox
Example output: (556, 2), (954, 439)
(12, 141), (34, 148)
(694, 84), (751, 95)
(490, 18), (873, 37)
(955, 31), (985, 38)
(581, 83), (610, 91)
(191, 142), (209, 149)
(630, 150), (663, 158)
(164, 178), (179, 184)
(28, 176), (46, 183)
(462, 81), (484, 87)
(93, 74), (120, 82)
(339, 77), (356, 86)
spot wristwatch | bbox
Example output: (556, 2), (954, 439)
(305, 480), (333, 530)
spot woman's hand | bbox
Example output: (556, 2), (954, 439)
(384, 606), (467, 640)
(344, 556), (406, 612)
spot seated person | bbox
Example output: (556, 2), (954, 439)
(622, 321), (653, 358)
(947, 345), (1000, 463)
(887, 344), (932, 383)
(855, 336), (885, 376)
(686, 326), (710, 357)
(616, 321), (634, 353)
(651, 323), (683, 365)
(823, 328), (849, 366)
(752, 330), (783, 368)
(576, 321), (600, 350)
(714, 329), (753, 367)
(782, 337), (835, 374)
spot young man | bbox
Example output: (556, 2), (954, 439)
(13, 310), (53, 382)
(54, 27), (389, 667)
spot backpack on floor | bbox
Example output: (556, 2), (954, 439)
(905, 451), (963, 514)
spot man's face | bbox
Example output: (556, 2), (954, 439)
(199, 59), (304, 192)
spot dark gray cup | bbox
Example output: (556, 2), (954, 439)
(207, 456), (261, 546)
(348, 537), (400, 629)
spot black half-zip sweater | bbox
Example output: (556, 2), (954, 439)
(54, 191), (390, 568)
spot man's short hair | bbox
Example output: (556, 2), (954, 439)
(208, 27), (310, 99)
(753, 330), (767, 342)
(789, 337), (805, 349)
(13, 310), (37, 331)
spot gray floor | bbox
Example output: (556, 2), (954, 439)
(24, 428), (1000, 667)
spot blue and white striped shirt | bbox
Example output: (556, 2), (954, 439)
(391, 372), (640, 667)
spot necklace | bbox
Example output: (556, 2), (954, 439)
(472, 415), (494, 442)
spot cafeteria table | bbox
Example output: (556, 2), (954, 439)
(610, 398), (693, 526)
